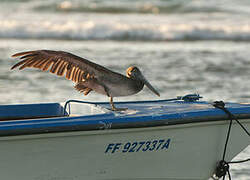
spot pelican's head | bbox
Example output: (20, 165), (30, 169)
(126, 66), (160, 97)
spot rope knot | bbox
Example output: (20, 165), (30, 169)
(213, 101), (225, 109)
(215, 160), (229, 178)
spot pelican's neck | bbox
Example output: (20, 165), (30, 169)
(128, 76), (144, 92)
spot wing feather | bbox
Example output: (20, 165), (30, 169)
(65, 65), (72, 79)
(78, 68), (82, 82)
(11, 59), (29, 70)
(11, 49), (125, 84)
(70, 66), (76, 81)
(75, 68), (80, 82)
(20, 53), (38, 59)
(42, 57), (54, 71)
(12, 51), (36, 57)
(42, 60), (54, 71)
(19, 58), (37, 70)
(31, 59), (44, 67)
(78, 70), (83, 82)
(73, 67), (79, 82)
(50, 59), (60, 73)
(54, 60), (64, 74)
(69, 66), (75, 80)
(57, 62), (67, 76)
(34, 59), (48, 68)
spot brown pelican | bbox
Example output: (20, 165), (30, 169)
(11, 50), (160, 111)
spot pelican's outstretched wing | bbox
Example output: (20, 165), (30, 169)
(11, 50), (116, 83)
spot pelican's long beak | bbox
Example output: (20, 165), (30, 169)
(140, 74), (160, 97)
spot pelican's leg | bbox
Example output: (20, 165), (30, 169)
(109, 97), (127, 111)
(110, 97), (116, 111)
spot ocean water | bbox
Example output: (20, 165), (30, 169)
(0, 0), (250, 179)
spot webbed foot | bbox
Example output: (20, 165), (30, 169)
(111, 107), (128, 111)
(109, 97), (127, 111)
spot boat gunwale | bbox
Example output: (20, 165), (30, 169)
(0, 100), (250, 137)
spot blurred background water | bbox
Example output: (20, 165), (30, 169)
(0, 0), (250, 179)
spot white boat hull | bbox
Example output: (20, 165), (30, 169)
(0, 119), (249, 180)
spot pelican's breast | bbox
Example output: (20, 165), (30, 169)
(100, 74), (144, 97)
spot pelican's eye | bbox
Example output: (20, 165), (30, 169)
(131, 67), (138, 74)
(126, 66), (137, 77)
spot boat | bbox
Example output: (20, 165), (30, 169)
(0, 94), (249, 180)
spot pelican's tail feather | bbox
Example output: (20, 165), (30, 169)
(74, 82), (92, 96)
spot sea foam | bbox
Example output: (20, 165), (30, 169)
(0, 19), (250, 41)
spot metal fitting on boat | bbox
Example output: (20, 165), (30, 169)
(177, 93), (203, 102)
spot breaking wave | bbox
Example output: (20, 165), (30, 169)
(34, 1), (227, 14)
(1, 20), (250, 41)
